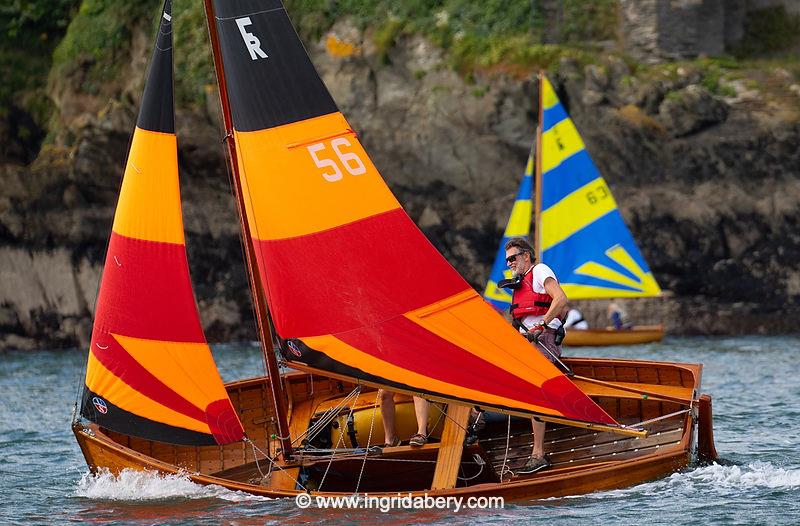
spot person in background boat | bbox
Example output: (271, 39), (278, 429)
(379, 391), (430, 447)
(607, 302), (633, 330)
(502, 236), (568, 474)
(562, 304), (589, 329)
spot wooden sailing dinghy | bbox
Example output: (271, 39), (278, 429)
(73, 0), (714, 501)
(484, 75), (664, 347)
(562, 325), (665, 347)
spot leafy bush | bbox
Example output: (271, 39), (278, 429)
(0, 0), (80, 150)
(51, 0), (160, 93)
(172, 0), (214, 106)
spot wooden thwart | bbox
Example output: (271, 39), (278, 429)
(431, 404), (471, 490)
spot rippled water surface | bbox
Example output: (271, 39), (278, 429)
(1, 337), (799, 525)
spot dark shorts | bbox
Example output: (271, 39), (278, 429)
(534, 330), (562, 365)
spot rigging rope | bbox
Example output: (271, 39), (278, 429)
(353, 389), (380, 495)
(317, 396), (357, 491)
(433, 402), (469, 433)
(426, 402), (445, 439)
(458, 454), (486, 482)
(295, 386), (361, 445)
(244, 437), (307, 491)
(499, 415), (514, 482)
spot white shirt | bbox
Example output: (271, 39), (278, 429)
(564, 308), (589, 329)
(518, 263), (563, 331)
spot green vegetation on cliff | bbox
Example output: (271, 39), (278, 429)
(50, 0), (159, 94)
(47, 0), (619, 110)
(285, 0), (617, 72)
(1, 0), (78, 107)
(0, 0), (79, 160)
(5, 0), (800, 157)
(45, 0), (800, 110)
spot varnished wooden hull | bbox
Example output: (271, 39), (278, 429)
(563, 325), (665, 347)
(73, 356), (713, 502)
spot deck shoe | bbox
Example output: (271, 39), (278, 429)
(409, 433), (427, 447)
(517, 455), (550, 475)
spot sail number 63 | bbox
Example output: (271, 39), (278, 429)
(307, 138), (366, 182)
(586, 184), (609, 205)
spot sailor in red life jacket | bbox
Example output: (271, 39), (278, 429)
(502, 236), (569, 474)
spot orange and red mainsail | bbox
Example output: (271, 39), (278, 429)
(79, 0), (244, 446)
(211, 0), (615, 426)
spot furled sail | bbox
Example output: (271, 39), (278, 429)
(483, 151), (534, 311)
(538, 76), (661, 299)
(211, 0), (615, 426)
(79, 0), (245, 446)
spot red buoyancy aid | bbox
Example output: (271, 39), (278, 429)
(510, 269), (552, 320)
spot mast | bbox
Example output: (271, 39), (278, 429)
(534, 71), (544, 261)
(202, 0), (292, 459)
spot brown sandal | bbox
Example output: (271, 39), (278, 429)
(409, 433), (427, 447)
(381, 437), (401, 447)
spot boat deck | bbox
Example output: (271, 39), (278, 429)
(203, 411), (687, 490)
(479, 414), (686, 478)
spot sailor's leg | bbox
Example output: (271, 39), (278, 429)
(518, 418), (551, 474)
(412, 396), (429, 436)
(379, 389), (398, 445)
(532, 418), (546, 458)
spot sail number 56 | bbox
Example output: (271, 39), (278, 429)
(307, 138), (366, 182)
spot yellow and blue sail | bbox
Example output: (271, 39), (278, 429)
(538, 76), (660, 299)
(483, 153), (534, 310)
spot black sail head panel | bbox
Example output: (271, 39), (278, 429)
(212, 0), (338, 131)
(137, 0), (175, 134)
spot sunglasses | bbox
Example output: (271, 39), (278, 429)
(505, 252), (528, 264)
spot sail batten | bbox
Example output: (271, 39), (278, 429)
(80, 0), (244, 446)
(215, 0), (615, 427)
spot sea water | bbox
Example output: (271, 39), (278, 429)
(1, 337), (798, 525)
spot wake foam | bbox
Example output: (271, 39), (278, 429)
(676, 461), (800, 490)
(583, 461), (800, 499)
(74, 468), (268, 502)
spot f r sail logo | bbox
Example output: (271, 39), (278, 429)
(92, 397), (108, 415)
(235, 17), (268, 60)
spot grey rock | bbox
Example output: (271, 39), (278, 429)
(658, 84), (730, 136)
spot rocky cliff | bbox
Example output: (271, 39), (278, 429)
(1, 15), (799, 351)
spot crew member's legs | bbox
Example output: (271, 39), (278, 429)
(409, 397), (430, 446)
(379, 389), (400, 446)
(532, 419), (546, 459)
(412, 396), (429, 437)
(519, 330), (561, 473)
